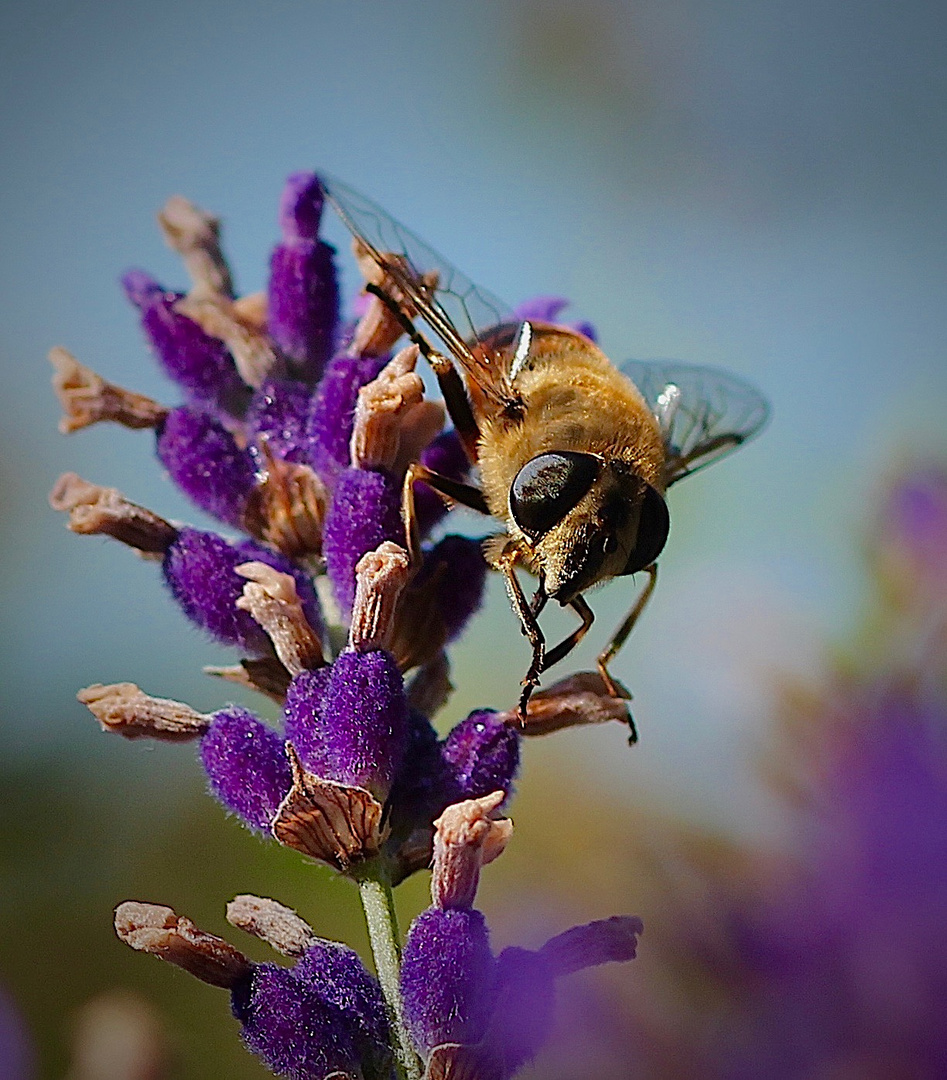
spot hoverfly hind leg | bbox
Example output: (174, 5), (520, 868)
(364, 281), (482, 463)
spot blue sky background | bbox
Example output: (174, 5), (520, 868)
(2, 0), (946, 823)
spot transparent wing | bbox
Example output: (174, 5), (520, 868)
(620, 359), (770, 485)
(318, 174), (519, 408)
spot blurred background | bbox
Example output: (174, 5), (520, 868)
(1, 1), (945, 1076)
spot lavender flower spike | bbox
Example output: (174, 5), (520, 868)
(156, 406), (256, 528)
(441, 709), (520, 807)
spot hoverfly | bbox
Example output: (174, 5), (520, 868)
(318, 176), (769, 728)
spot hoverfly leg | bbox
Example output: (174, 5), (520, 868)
(541, 594), (596, 671)
(497, 548), (545, 717)
(364, 281), (481, 463)
(597, 562), (658, 705)
(426, 352), (481, 464)
(401, 462), (491, 566)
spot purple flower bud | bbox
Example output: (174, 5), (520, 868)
(322, 468), (402, 615)
(162, 528), (322, 653)
(419, 534), (488, 644)
(231, 964), (360, 1080)
(246, 378), (313, 465)
(441, 710), (520, 806)
(122, 269), (249, 415)
(201, 708), (291, 832)
(305, 353), (387, 484)
(414, 429), (471, 538)
(281, 667), (332, 771)
(400, 907), (495, 1056)
(387, 709), (446, 838)
(293, 941), (391, 1075)
(288, 650), (407, 799)
(156, 407), (256, 528)
(267, 173), (340, 382)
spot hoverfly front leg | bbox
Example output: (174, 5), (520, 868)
(496, 545), (546, 718)
(541, 594), (596, 671)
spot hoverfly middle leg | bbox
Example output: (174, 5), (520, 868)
(541, 594), (596, 671)
(401, 461), (491, 566)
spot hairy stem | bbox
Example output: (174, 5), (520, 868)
(356, 863), (421, 1080)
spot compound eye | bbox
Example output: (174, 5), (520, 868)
(622, 484), (669, 574)
(510, 451), (601, 538)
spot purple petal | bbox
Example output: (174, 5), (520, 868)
(401, 907), (495, 1055)
(539, 916), (644, 976)
(305, 353), (387, 484)
(387, 709), (446, 838)
(122, 269), (249, 416)
(511, 296), (597, 343)
(231, 964), (360, 1080)
(441, 710), (520, 806)
(302, 650), (408, 798)
(321, 467), (403, 615)
(201, 708), (291, 832)
(0, 985), (33, 1080)
(267, 174), (340, 383)
(418, 534), (488, 644)
(513, 296), (570, 323)
(156, 407), (256, 528)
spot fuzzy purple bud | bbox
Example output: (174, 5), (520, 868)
(231, 964), (360, 1080)
(400, 907), (495, 1056)
(267, 173), (340, 383)
(156, 407), (256, 528)
(162, 528), (322, 652)
(122, 269), (249, 415)
(414, 429), (471, 537)
(305, 353), (387, 484)
(286, 650), (407, 799)
(387, 709), (446, 839)
(441, 710), (520, 806)
(322, 467), (403, 615)
(201, 708), (291, 832)
(420, 534), (488, 644)
(293, 941), (391, 1075)
(281, 667), (332, 772)
(246, 378), (313, 465)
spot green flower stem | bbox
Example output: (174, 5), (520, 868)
(355, 862), (422, 1080)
